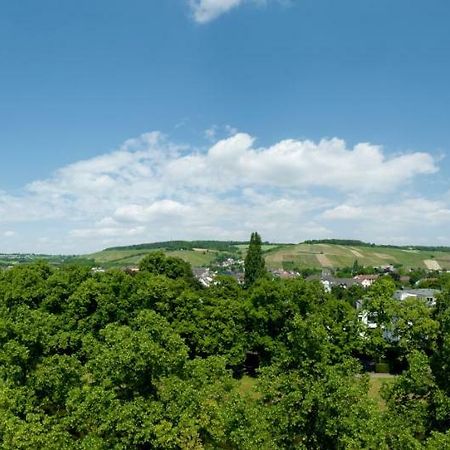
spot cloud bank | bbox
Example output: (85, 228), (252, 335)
(0, 131), (447, 253)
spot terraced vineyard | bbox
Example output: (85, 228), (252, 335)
(87, 240), (450, 271)
(264, 243), (450, 270)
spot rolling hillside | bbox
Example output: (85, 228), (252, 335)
(264, 243), (450, 270)
(87, 240), (450, 271)
(89, 247), (219, 268)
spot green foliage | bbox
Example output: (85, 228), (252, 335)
(139, 251), (197, 285)
(258, 361), (388, 449)
(0, 260), (449, 448)
(244, 232), (266, 287)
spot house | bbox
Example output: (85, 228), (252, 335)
(310, 275), (361, 292)
(322, 276), (360, 289)
(353, 274), (379, 288)
(270, 269), (300, 279)
(377, 264), (396, 273)
(321, 278), (332, 293)
(393, 289), (439, 306)
(357, 288), (440, 333)
(193, 268), (215, 287)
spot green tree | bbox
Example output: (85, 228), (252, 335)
(352, 259), (361, 275)
(244, 232), (266, 287)
(138, 251), (197, 286)
(258, 360), (388, 449)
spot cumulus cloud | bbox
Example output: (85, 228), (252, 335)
(114, 200), (194, 223)
(0, 130), (445, 252)
(189, 0), (243, 23)
(321, 198), (450, 246)
(164, 133), (436, 192)
(323, 198), (450, 225)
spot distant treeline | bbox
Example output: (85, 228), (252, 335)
(105, 240), (250, 253)
(0, 254), (94, 268)
(303, 239), (450, 252)
(303, 239), (375, 247)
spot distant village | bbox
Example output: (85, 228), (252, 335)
(2, 251), (445, 314)
(187, 256), (444, 340)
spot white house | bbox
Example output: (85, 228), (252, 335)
(353, 274), (379, 288)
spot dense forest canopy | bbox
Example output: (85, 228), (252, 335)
(0, 251), (450, 448)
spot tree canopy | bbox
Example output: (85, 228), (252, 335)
(244, 232), (266, 287)
(0, 260), (449, 448)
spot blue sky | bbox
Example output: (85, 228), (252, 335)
(1, 0), (450, 253)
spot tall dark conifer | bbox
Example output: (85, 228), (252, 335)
(244, 232), (266, 287)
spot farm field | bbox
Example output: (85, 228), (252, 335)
(88, 241), (450, 270)
(264, 243), (450, 270)
(88, 247), (219, 268)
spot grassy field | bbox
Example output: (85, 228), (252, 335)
(88, 247), (218, 268)
(166, 249), (218, 267)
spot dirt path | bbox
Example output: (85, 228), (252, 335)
(369, 373), (396, 379)
(349, 248), (364, 258)
(374, 252), (394, 260)
(316, 253), (332, 267)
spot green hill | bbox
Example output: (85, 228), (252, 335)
(265, 242), (450, 270)
(88, 240), (450, 271)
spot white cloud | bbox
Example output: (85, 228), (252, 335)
(0, 130), (445, 253)
(114, 200), (193, 223)
(204, 125), (218, 141)
(189, 0), (243, 23)
(165, 133), (436, 192)
(204, 124), (238, 142)
(188, 0), (290, 23)
(323, 198), (450, 226)
(70, 226), (146, 239)
(321, 198), (450, 246)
